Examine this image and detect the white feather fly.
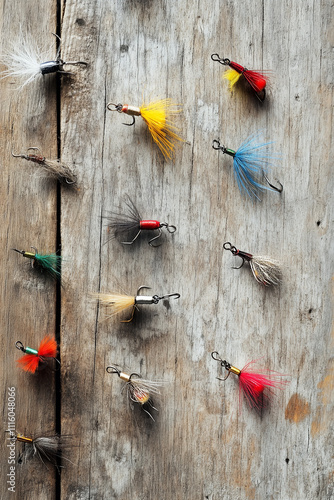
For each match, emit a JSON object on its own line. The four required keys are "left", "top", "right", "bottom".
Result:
{"left": 0, "top": 31, "right": 86, "bottom": 89}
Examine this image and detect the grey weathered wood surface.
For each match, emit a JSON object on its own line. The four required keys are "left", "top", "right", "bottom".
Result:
{"left": 1, "top": 0, "right": 333, "bottom": 499}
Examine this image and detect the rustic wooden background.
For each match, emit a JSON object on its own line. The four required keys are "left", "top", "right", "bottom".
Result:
{"left": 1, "top": 0, "right": 333, "bottom": 499}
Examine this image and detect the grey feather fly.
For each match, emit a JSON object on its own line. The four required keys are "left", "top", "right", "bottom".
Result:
{"left": 12, "top": 148, "right": 76, "bottom": 185}
{"left": 223, "top": 242, "right": 281, "bottom": 286}
{"left": 106, "top": 366, "right": 163, "bottom": 420}
{"left": 16, "top": 434, "right": 68, "bottom": 469}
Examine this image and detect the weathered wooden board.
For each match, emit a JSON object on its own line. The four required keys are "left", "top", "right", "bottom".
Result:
{"left": 1, "top": 0, "right": 333, "bottom": 498}
{"left": 0, "top": 1, "right": 58, "bottom": 499}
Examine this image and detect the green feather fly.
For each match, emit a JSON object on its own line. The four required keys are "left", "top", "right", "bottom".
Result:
{"left": 13, "top": 247, "right": 61, "bottom": 280}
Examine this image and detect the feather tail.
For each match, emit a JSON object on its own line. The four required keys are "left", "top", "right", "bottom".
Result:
{"left": 38, "top": 335, "right": 58, "bottom": 358}
{"left": 243, "top": 69, "right": 267, "bottom": 92}
{"left": 35, "top": 252, "right": 61, "bottom": 279}
{"left": 40, "top": 159, "right": 77, "bottom": 184}
{"left": 233, "top": 132, "right": 279, "bottom": 201}
{"left": 239, "top": 360, "right": 288, "bottom": 409}
{"left": 223, "top": 68, "right": 242, "bottom": 90}
{"left": 250, "top": 255, "right": 281, "bottom": 285}
{"left": 92, "top": 292, "right": 135, "bottom": 315}
{"left": 17, "top": 354, "right": 40, "bottom": 373}
{"left": 140, "top": 99, "right": 183, "bottom": 160}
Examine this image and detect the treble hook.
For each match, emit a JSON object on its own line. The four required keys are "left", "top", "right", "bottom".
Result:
{"left": 51, "top": 33, "right": 87, "bottom": 69}
{"left": 210, "top": 54, "right": 230, "bottom": 66}
{"left": 106, "top": 102, "right": 136, "bottom": 126}
{"left": 211, "top": 352, "right": 232, "bottom": 381}
{"left": 223, "top": 242, "right": 249, "bottom": 269}
{"left": 148, "top": 223, "right": 177, "bottom": 247}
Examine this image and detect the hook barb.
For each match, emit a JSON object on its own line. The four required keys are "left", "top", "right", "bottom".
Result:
{"left": 122, "top": 115, "right": 135, "bottom": 127}
{"left": 148, "top": 228, "right": 163, "bottom": 247}
{"left": 264, "top": 174, "right": 283, "bottom": 193}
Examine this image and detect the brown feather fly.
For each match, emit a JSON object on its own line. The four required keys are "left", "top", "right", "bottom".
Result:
{"left": 12, "top": 147, "right": 76, "bottom": 185}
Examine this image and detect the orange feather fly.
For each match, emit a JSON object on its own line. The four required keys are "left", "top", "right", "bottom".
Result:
{"left": 17, "top": 336, "right": 58, "bottom": 373}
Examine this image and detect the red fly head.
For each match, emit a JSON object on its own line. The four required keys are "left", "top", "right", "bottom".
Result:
{"left": 243, "top": 70, "right": 267, "bottom": 92}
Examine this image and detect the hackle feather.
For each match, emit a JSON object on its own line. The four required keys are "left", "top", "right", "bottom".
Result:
{"left": 17, "top": 335, "right": 58, "bottom": 373}
{"left": 92, "top": 292, "right": 135, "bottom": 316}
{"left": 223, "top": 68, "right": 242, "bottom": 90}
{"left": 233, "top": 132, "right": 279, "bottom": 201}
{"left": 0, "top": 32, "right": 51, "bottom": 88}
{"left": 140, "top": 99, "right": 183, "bottom": 160}
{"left": 239, "top": 360, "right": 288, "bottom": 410}
{"left": 250, "top": 255, "right": 281, "bottom": 286}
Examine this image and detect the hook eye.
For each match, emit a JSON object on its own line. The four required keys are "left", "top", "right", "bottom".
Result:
{"left": 106, "top": 366, "right": 121, "bottom": 376}
{"left": 159, "top": 292, "right": 180, "bottom": 301}
{"left": 223, "top": 242, "right": 233, "bottom": 251}
{"left": 107, "top": 102, "right": 123, "bottom": 112}
{"left": 210, "top": 54, "right": 230, "bottom": 65}
{"left": 212, "top": 139, "right": 223, "bottom": 150}
{"left": 211, "top": 351, "right": 222, "bottom": 362}
{"left": 165, "top": 224, "right": 177, "bottom": 234}
{"left": 15, "top": 341, "right": 25, "bottom": 352}
{"left": 12, "top": 248, "right": 24, "bottom": 255}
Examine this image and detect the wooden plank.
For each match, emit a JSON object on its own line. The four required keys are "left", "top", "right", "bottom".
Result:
{"left": 59, "top": 0, "right": 333, "bottom": 499}
{"left": 1, "top": 0, "right": 332, "bottom": 498}
{"left": 0, "top": 2, "right": 58, "bottom": 499}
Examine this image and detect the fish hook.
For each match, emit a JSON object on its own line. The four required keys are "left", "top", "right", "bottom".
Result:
{"left": 51, "top": 33, "right": 87, "bottom": 69}
{"left": 263, "top": 174, "right": 283, "bottom": 193}
{"left": 223, "top": 242, "right": 245, "bottom": 269}
{"left": 106, "top": 102, "right": 135, "bottom": 126}
{"left": 148, "top": 223, "right": 177, "bottom": 247}
{"left": 148, "top": 228, "right": 163, "bottom": 247}
{"left": 211, "top": 351, "right": 231, "bottom": 381}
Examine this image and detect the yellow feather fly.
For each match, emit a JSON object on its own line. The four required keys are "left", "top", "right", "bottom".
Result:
{"left": 107, "top": 99, "right": 183, "bottom": 160}
{"left": 223, "top": 68, "right": 242, "bottom": 90}
{"left": 139, "top": 99, "right": 183, "bottom": 160}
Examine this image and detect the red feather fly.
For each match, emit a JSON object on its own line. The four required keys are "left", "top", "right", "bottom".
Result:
{"left": 16, "top": 336, "right": 58, "bottom": 373}
{"left": 211, "top": 54, "right": 268, "bottom": 101}
{"left": 212, "top": 352, "right": 288, "bottom": 410}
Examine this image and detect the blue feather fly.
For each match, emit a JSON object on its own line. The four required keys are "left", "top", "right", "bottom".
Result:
{"left": 213, "top": 132, "right": 282, "bottom": 201}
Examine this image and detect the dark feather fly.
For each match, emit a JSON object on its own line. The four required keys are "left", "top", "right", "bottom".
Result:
{"left": 105, "top": 195, "right": 176, "bottom": 246}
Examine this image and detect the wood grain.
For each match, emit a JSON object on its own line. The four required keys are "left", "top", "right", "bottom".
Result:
{"left": 0, "top": 1, "right": 58, "bottom": 499}
{"left": 1, "top": 0, "right": 333, "bottom": 499}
